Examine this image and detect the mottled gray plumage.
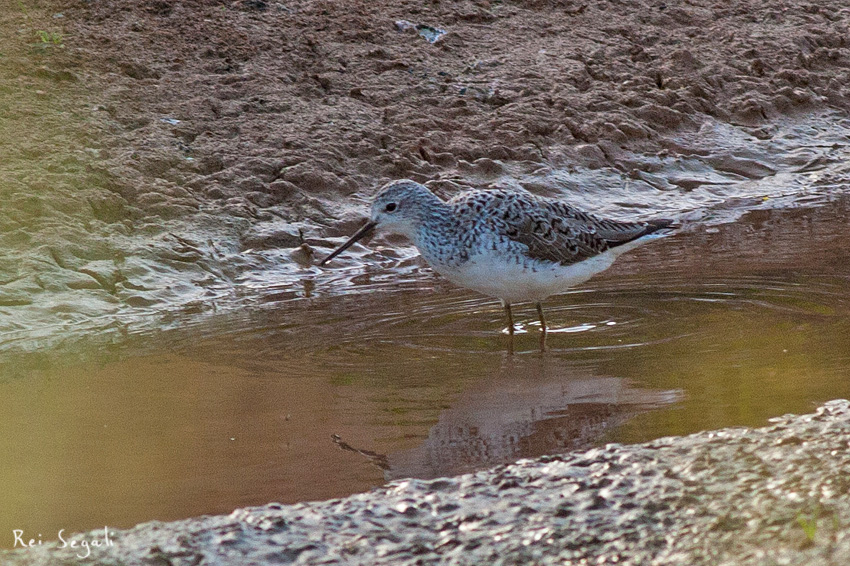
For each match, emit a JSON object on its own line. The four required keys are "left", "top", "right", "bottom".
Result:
{"left": 447, "top": 189, "right": 672, "bottom": 267}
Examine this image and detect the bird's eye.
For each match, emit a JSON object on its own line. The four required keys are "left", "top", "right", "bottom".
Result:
{"left": 385, "top": 202, "right": 398, "bottom": 212}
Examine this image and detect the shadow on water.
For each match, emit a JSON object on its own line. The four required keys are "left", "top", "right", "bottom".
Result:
{"left": 1, "top": 197, "right": 850, "bottom": 545}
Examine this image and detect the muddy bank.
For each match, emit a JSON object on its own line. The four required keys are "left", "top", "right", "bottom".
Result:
{"left": 4, "top": 0, "right": 850, "bottom": 349}
{"left": 69, "top": 0, "right": 850, "bottom": 189}
{"left": 5, "top": 400, "right": 850, "bottom": 565}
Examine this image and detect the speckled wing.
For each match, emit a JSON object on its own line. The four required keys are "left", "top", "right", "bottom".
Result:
{"left": 506, "top": 199, "right": 613, "bottom": 265}
{"left": 454, "top": 190, "right": 669, "bottom": 266}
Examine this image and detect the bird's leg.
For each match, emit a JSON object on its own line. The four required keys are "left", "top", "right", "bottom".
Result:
{"left": 536, "top": 302, "right": 547, "bottom": 333}
{"left": 536, "top": 302, "right": 548, "bottom": 352}
{"left": 503, "top": 301, "right": 515, "bottom": 335}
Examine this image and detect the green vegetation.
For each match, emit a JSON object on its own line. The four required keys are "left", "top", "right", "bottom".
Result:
{"left": 35, "top": 29, "right": 63, "bottom": 48}
{"left": 797, "top": 513, "right": 817, "bottom": 542}
{"left": 796, "top": 506, "right": 843, "bottom": 545}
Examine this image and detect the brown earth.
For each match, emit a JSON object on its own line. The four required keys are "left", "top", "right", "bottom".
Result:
{"left": 3, "top": 0, "right": 850, "bottom": 346}
{"left": 71, "top": 0, "right": 850, "bottom": 204}
{"left": 67, "top": 0, "right": 850, "bottom": 209}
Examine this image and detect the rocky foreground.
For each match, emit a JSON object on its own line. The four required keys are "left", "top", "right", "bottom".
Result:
{"left": 6, "top": 400, "right": 850, "bottom": 565}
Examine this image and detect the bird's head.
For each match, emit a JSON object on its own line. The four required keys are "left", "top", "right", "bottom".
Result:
{"left": 320, "top": 180, "right": 443, "bottom": 265}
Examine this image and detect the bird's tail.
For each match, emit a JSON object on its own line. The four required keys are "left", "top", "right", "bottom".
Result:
{"left": 646, "top": 218, "right": 676, "bottom": 231}
{"left": 644, "top": 218, "right": 677, "bottom": 236}
{"left": 605, "top": 218, "right": 676, "bottom": 248}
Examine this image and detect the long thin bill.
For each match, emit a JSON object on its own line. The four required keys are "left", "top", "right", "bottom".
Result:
{"left": 319, "top": 221, "right": 377, "bottom": 266}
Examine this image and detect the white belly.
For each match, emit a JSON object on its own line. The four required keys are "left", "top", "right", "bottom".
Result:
{"left": 432, "top": 249, "right": 620, "bottom": 304}
{"left": 420, "top": 231, "right": 665, "bottom": 304}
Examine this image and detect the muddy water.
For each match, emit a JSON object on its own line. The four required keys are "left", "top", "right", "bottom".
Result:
{"left": 2, "top": 196, "right": 850, "bottom": 546}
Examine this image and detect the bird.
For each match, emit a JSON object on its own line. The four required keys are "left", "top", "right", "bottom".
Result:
{"left": 320, "top": 179, "right": 673, "bottom": 343}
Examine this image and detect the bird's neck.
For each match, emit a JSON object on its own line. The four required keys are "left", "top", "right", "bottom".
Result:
{"left": 412, "top": 201, "right": 466, "bottom": 267}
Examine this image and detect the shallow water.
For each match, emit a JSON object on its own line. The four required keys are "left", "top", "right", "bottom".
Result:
{"left": 2, "top": 196, "right": 850, "bottom": 546}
